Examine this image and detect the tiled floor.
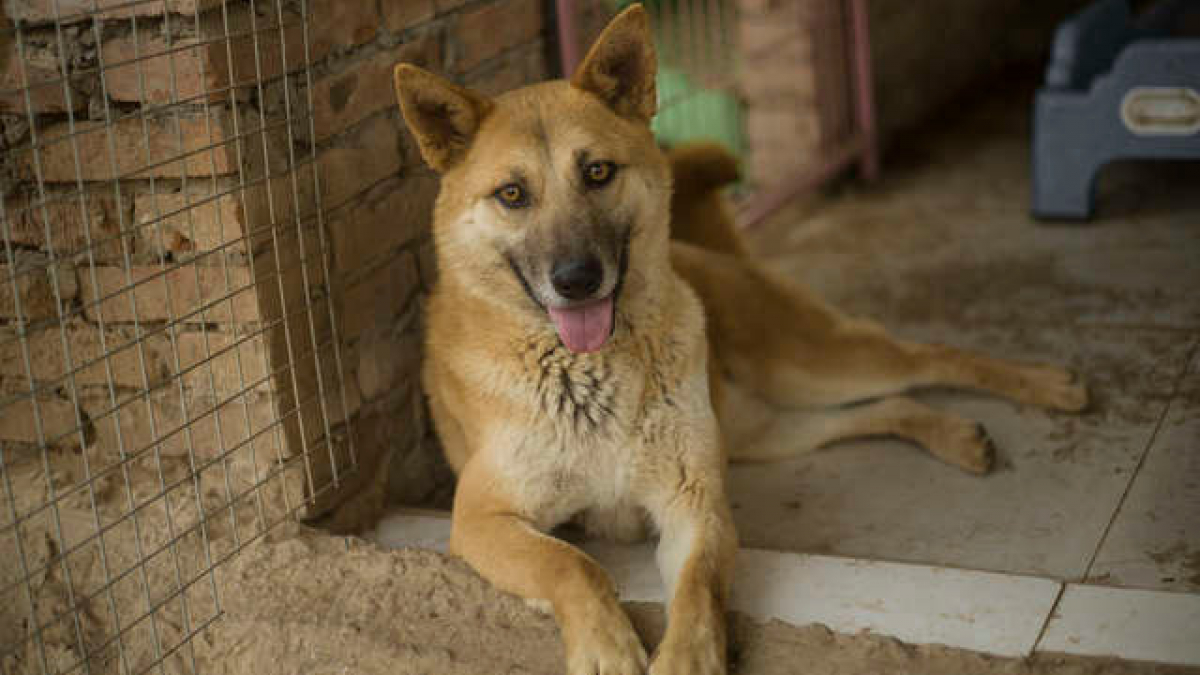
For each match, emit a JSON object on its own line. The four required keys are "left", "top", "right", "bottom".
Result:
{"left": 737, "top": 93, "right": 1200, "bottom": 589}
{"left": 371, "top": 511, "right": 1200, "bottom": 663}
{"left": 1088, "top": 355, "right": 1200, "bottom": 592}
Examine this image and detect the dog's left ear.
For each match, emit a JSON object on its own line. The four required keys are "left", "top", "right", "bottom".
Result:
{"left": 571, "top": 4, "right": 657, "bottom": 123}
{"left": 394, "top": 63, "right": 493, "bottom": 172}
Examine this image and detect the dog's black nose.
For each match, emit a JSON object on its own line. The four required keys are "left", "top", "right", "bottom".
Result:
{"left": 550, "top": 256, "right": 604, "bottom": 300}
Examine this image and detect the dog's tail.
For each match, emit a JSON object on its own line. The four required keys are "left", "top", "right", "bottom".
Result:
{"left": 668, "top": 142, "right": 740, "bottom": 195}
{"left": 667, "top": 142, "right": 748, "bottom": 258}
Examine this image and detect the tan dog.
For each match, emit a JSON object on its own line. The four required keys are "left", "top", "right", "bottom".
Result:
{"left": 393, "top": 6, "right": 1087, "bottom": 674}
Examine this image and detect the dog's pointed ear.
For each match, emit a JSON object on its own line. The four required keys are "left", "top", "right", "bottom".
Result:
{"left": 393, "top": 64, "right": 493, "bottom": 172}
{"left": 570, "top": 4, "right": 657, "bottom": 123}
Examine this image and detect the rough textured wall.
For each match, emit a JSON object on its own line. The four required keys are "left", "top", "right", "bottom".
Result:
{"left": 306, "top": 0, "right": 551, "bottom": 530}
{"left": 0, "top": 0, "right": 318, "bottom": 527}
{"left": 0, "top": 2, "right": 550, "bottom": 672}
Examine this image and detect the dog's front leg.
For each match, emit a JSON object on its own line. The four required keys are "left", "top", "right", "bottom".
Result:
{"left": 451, "top": 459, "right": 648, "bottom": 675}
{"left": 650, "top": 476, "right": 737, "bottom": 675}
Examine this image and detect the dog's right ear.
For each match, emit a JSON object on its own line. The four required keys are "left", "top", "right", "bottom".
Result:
{"left": 393, "top": 64, "right": 493, "bottom": 172}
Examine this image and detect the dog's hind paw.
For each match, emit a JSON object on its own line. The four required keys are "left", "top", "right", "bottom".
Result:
{"left": 1043, "top": 368, "right": 1089, "bottom": 413}
{"left": 927, "top": 419, "right": 996, "bottom": 475}
{"left": 1016, "top": 364, "right": 1090, "bottom": 413}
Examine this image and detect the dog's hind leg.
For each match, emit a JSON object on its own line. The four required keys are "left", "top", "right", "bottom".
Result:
{"left": 747, "top": 321, "right": 1090, "bottom": 413}
{"left": 723, "top": 392, "right": 996, "bottom": 474}
{"left": 752, "top": 319, "right": 1093, "bottom": 413}
{"left": 674, "top": 243, "right": 1088, "bottom": 413}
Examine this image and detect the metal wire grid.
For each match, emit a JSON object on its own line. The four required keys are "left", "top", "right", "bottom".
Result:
{"left": 555, "top": 0, "right": 878, "bottom": 225}
{"left": 555, "top": 0, "right": 742, "bottom": 152}
{"left": 0, "top": 1, "right": 357, "bottom": 674}
{"left": 643, "top": 0, "right": 742, "bottom": 152}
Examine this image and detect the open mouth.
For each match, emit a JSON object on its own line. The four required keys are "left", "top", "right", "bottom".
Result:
{"left": 504, "top": 230, "right": 629, "bottom": 355}
{"left": 547, "top": 296, "right": 614, "bottom": 354}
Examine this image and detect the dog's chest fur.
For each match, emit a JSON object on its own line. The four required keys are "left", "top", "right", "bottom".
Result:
{"left": 519, "top": 338, "right": 626, "bottom": 435}
{"left": 479, "top": 331, "right": 690, "bottom": 534}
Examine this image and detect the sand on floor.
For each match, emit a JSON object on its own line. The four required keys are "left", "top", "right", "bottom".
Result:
{"left": 197, "top": 529, "right": 1199, "bottom": 675}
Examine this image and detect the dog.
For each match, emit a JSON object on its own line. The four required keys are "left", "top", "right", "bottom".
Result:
{"left": 392, "top": 6, "right": 1088, "bottom": 674}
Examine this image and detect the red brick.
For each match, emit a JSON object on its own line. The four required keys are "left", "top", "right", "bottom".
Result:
{"left": 79, "top": 264, "right": 258, "bottom": 324}
{"left": 330, "top": 173, "right": 437, "bottom": 276}
{"left": 356, "top": 311, "right": 422, "bottom": 402}
{"left": 102, "top": 6, "right": 307, "bottom": 105}
{"left": 312, "top": 32, "right": 440, "bottom": 142}
{"left": 452, "top": 0, "right": 544, "bottom": 73}
{"left": 435, "top": 0, "right": 471, "bottom": 13}
{"left": 0, "top": 326, "right": 271, "bottom": 398}
{"left": 0, "top": 395, "right": 84, "bottom": 447}
{"left": 0, "top": 321, "right": 172, "bottom": 389}
{"left": 133, "top": 191, "right": 246, "bottom": 256}
{"left": 0, "top": 42, "right": 88, "bottom": 113}
{"left": 337, "top": 253, "right": 418, "bottom": 342}
{"left": 5, "top": 0, "right": 219, "bottom": 22}
{"left": 462, "top": 39, "right": 547, "bottom": 97}
{"left": 382, "top": 0, "right": 436, "bottom": 33}
{"left": 0, "top": 256, "right": 78, "bottom": 322}
{"left": 317, "top": 114, "right": 405, "bottom": 209}
{"left": 19, "top": 113, "right": 239, "bottom": 182}
{"left": 5, "top": 189, "right": 133, "bottom": 260}
{"left": 740, "top": 57, "right": 815, "bottom": 105}
{"left": 240, "top": 162, "right": 321, "bottom": 253}
{"left": 83, "top": 388, "right": 280, "bottom": 460}
{"left": 310, "top": 0, "right": 378, "bottom": 56}
{"left": 738, "top": 9, "right": 805, "bottom": 62}
{"left": 175, "top": 331, "right": 271, "bottom": 396}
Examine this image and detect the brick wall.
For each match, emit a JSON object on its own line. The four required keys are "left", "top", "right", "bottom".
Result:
{"left": 0, "top": 0, "right": 551, "bottom": 532}
{"left": 735, "top": 0, "right": 1087, "bottom": 185}
{"left": 303, "top": 0, "right": 550, "bottom": 530}
{"left": 0, "top": 1, "right": 333, "bottom": 526}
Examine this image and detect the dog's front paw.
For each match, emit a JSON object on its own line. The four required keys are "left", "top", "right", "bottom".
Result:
{"left": 563, "top": 599, "right": 647, "bottom": 675}
{"left": 649, "top": 631, "right": 725, "bottom": 675}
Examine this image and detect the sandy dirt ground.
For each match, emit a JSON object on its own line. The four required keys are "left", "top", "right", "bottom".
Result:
{"left": 199, "top": 529, "right": 1200, "bottom": 675}
{"left": 1, "top": 442, "right": 280, "bottom": 675}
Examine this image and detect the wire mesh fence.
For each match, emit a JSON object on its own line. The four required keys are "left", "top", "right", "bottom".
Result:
{"left": 556, "top": 0, "right": 878, "bottom": 224}
{"left": 641, "top": 0, "right": 743, "bottom": 157}
{"left": 0, "top": 2, "right": 356, "bottom": 674}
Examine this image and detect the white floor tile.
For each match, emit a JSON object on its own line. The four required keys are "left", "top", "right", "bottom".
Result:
{"left": 729, "top": 550, "right": 1060, "bottom": 657}
{"left": 1037, "top": 584, "right": 1200, "bottom": 665}
{"left": 1089, "top": 354, "right": 1200, "bottom": 592}
{"left": 368, "top": 511, "right": 1062, "bottom": 657}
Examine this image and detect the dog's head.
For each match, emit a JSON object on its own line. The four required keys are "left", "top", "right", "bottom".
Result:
{"left": 393, "top": 5, "right": 670, "bottom": 354}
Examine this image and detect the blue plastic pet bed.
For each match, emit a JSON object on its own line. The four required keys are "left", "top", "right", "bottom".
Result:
{"left": 1032, "top": 0, "right": 1200, "bottom": 219}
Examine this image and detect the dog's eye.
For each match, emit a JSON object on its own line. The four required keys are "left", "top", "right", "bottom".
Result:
{"left": 582, "top": 161, "right": 616, "bottom": 187}
{"left": 494, "top": 183, "right": 528, "bottom": 208}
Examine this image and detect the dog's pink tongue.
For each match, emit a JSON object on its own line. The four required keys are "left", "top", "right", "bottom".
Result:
{"left": 548, "top": 297, "right": 614, "bottom": 353}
